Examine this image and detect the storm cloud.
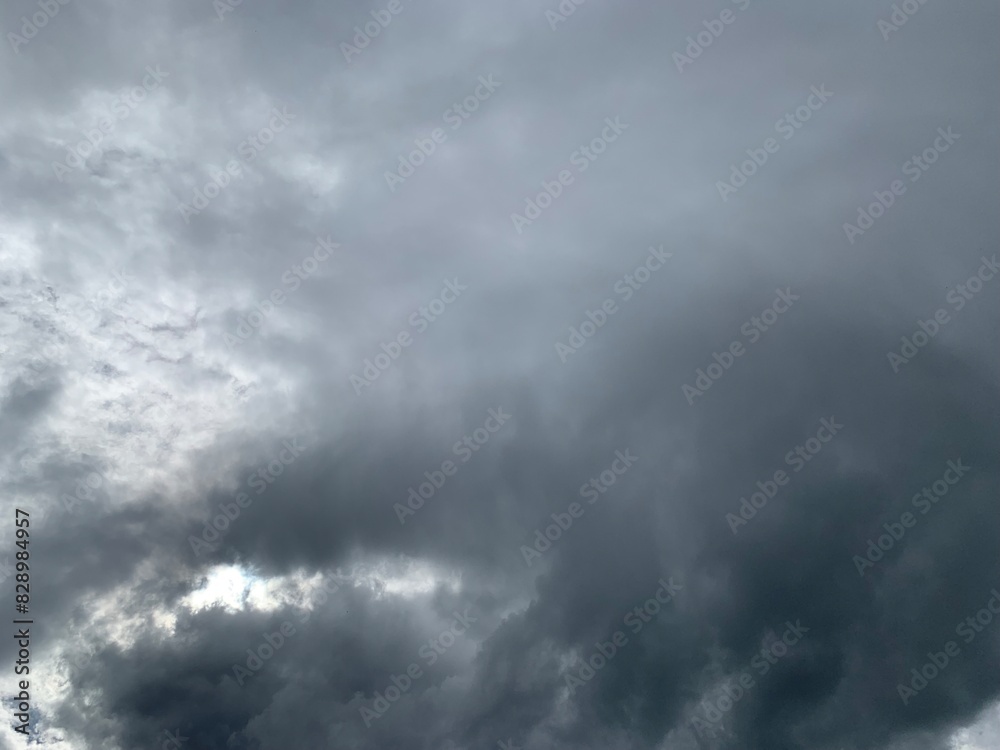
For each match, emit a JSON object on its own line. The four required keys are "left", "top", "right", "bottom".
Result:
{"left": 1, "top": 1, "right": 998, "bottom": 749}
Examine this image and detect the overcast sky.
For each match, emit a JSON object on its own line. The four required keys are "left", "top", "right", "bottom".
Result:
{"left": 1, "top": 1, "right": 999, "bottom": 749}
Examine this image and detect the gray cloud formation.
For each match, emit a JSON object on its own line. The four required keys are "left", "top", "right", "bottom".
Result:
{"left": 0, "top": 0, "right": 998, "bottom": 749}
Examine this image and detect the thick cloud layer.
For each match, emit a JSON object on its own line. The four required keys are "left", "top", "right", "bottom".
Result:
{"left": 1, "top": 1, "right": 998, "bottom": 749}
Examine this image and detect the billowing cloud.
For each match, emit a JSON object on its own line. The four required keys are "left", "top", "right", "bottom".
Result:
{"left": 1, "top": 1, "right": 998, "bottom": 748}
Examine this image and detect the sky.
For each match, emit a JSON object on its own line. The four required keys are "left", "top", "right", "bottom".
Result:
{"left": 0, "top": 1, "right": 998, "bottom": 749}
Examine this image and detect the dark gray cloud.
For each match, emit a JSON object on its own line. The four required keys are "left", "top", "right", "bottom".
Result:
{"left": 1, "top": 0, "right": 998, "bottom": 748}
